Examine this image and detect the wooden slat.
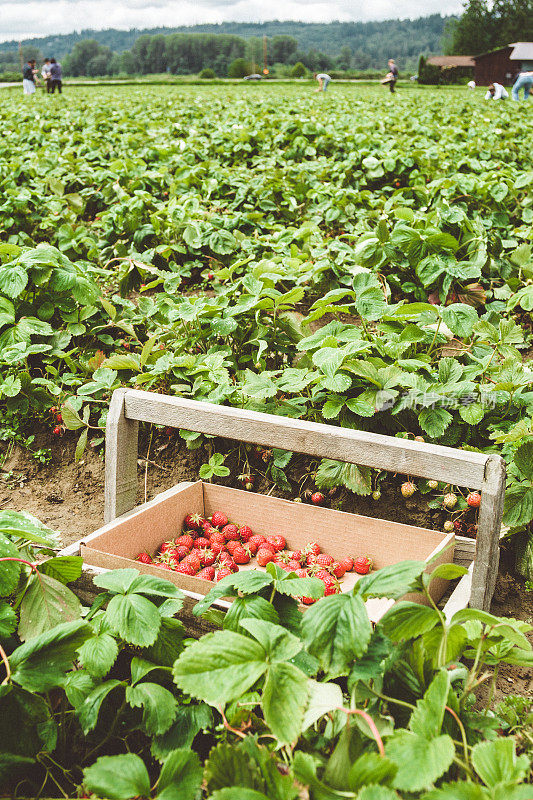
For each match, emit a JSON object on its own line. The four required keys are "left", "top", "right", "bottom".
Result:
{"left": 123, "top": 390, "right": 493, "bottom": 486}
{"left": 470, "top": 455, "right": 506, "bottom": 610}
{"left": 105, "top": 389, "right": 139, "bottom": 522}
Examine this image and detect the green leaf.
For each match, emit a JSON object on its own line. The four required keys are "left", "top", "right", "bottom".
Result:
{"left": 0, "top": 601, "right": 16, "bottom": 638}
{"left": 157, "top": 748, "right": 203, "bottom": 800}
{"left": 93, "top": 568, "right": 139, "bottom": 594}
{"left": 300, "top": 593, "right": 372, "bottom": 676}
{"left": 151, "top": 704, "right": 213, "bottom": 761}
{"left": 173, "top": 630, "right": 267, "bottom": 705}
{"left": 262, "top": 661, "right": 309, "bottom": 744}
{"left": 301, "top": 679, "right": 343, "bottom": 731}
{"left": 77, "top": 679, "right": 125, "bottom": 734}
{"left": 0, "top": 266, "right": 28, "bottom": 298}
{"left": 143, "top": 617, "right": 186, "bottom": 667}
{"left": 441, "top": 304, "right": 478, "bottom": 338}
{"left": 430, "top": 564, "right": 468, "bottom": 581}
{"left": 471, "top": 739, "right": 530, "bottom": 788}
{"left": 421, "top": 782, "right": 488, "bottom": 799}
{"left": 0, "top": 511, "right": 60, "bottom": 547}
{"left": 128, "top": 572, "right": 185, "bottom": 599}
{"left": 210, "top": 790, "right": 270, "bottom": 800}
{"left": 503, "top": 485, "right": 533, "bottom": 527}
{"left": 315, "top": 458, "right": 372, "bottom": 495}
{"left": 359, "top": 789, "right": 401, "bottom": 800}
{"left": 204, "top": 742, "right": 259, "bottom": 792}
{"left": 77, "top": 633, "right": 119, "bottom": 678}
{"left": 0, "top": 534, "right": 22, "bottom": 595}
{"left": 10, "top": 620, "right": 91, "bottom": 692}
{"left": 103, "top": 354, "right": 141, "bottom": 371}
{"left": 37, "top": 556, "right": 83, "bottom": 585}
{"left": 410, "top": 670, "right": 450, "bottom": 739}
{"left": 349, "top": 753, "right": 398, "bottom": 791}
{"left": 293, "top": 751, "right": 342, "bottom": 800}
{"left": 514, "top": 441, "right": 533, "bottom": 481}
{"left": 18, "top": 572, "right": 82, "bottom": 641}
{"left": 379, "top": 602, "right": 440, "bottom": 641}
{"left": 83, "top": 754, "right": 150, "bottom": 800}
{"left": 75, "top": 428, "right": 88, "bottom": 462}
{"left": 223, "top": 596, "right": 280, "bottom": 633}
{"left": 388, "top": 732, "right": 455, "bottom": 792}
{"left": 418, "top": 407, "right": 453, "bottom": 439}
{"left": 105, "top": 593, "right": 161, "bottom": 646}
{"left": 126, "top": 682, "right": 177, "bottom": 735}
{"left": 193, "top": 571, "right": 273, "bottom": 617}
{"left": 357, "top": 560, "right": 426, "bottom": 600}
{"left": 459, "top": 403, "right": 485, "bottom": 425}
{"left": 63, "top": 669, "right": 96, "bottom": 709}
{"left": 61, "top": 401, "right": 85, "bottom": 430}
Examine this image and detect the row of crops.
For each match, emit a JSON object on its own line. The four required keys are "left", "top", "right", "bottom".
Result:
{"left": 0, "top": 83, "right": 532, "bottom": 797}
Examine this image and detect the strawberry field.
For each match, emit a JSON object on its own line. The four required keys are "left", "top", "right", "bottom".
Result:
{"left": 0, "top": 84, "right": 532, "bottom": 797}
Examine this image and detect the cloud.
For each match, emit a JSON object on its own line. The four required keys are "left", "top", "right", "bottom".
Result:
{"left": 0, "top": 0, "right": 462, "bottom": 42}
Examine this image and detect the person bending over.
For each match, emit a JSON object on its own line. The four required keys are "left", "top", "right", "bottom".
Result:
{"left": 485, "top": 82, "right": 508, "bottom": 100}
{"left": 314, "top": 72, "right": 331, "bottom": 92}
{"left": 512, "top": 71, "right": 533, "bottom": 101}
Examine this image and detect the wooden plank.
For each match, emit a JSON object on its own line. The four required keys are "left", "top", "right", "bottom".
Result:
{"left": 122, "top": 390, "right": 492, "bottom": 486}
{"left": 470, "top": 455, "right": 506, "bottom": 611}
{"left": 104, "top": 388, "right": 139, "bottom": 522}
{"left": 443, "top": 563, "right": 474, "bottom": 621}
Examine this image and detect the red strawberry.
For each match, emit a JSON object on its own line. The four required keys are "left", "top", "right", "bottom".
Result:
{"left": 306, "top": 554, "right": 317, "bottom": 566}
{"left": 288, "top": 559, "right": 302, "bottom": 570}
{"left": 222, "top": 524, "right": 239, "bottom": 541}
{"left": 325, "top": 584, "right": 340, "bottom": 595}
{"left": 216, "top": 568, "right": 233, "bottom": 581}
{"left": 158, "top": 562, "right": 174, "bottom": 570}
{"left": 211, "top": 512, "right": 228, "bottom": 528}
{"left": 182, "top": 553, "right": 201, "bottom": 573}
{"left": 176, "top": 534, "right": 194, "bottom": 550}
{"left": 175, "top": 562, "right": 196, "bottom": 575}
{"left": 246, "top": 541, "right": 258, "bottom": 556}
{"left": 249, "top": 534, "right": 266, "bottom": 548}
{"left": 354, "top": 556, "right": 372, "bottom": 575}
{"left": 305, "top": 542, "right": 321, "bottom": 556}
{"left": 200, "top": 549, "right": 216, "bottom": 566}
{"left": 311, "top": 492, "right": 325, "bottom": 506}
{"left": 233, "top": 545, "right": 251, "bottom": 564}
{"left": 226, "top": 540, "right": 240, "bottom": 555}
{"left": 453, "top": 520, "right": 464, "bottom": 534}
{"left": 316, "top": 554, "right": 334, "bottom": 567}
{"left": 295, "top": 568, "right": 308, "bottom": 579}
{"left": 209, "top": 531, "right": 226, "bottom": 547}
{"left": 316, "top": 569, "right": 335, "bottom": 586}
{"left": 467, "top": 492, "right": 481, "bottom": 508}
{"left": 202, "top": 520, "right": 214, "bottom": 532}
{"left": 210, "top": 541, "right": 224, "bottom": 556}
{"left": 136, "top": 552, "right": 152, "bottom": 564}
{"left": 260, "top": 542, "right": 276, "bottom": 555}
{"left": 267, "top": 534, "right": 286, "bottom": 552}
{"left": 339, "top": 557, "right": 354, "bottom": 572}
{"left": 159, "top": 540, "right": 176, "bottom": 553}
{"left": 288, "top": 550, "right": 302, "bottom": 562}
{"left": 257, "top": 548, "right": 275, "bottom": 567}
{"left": 301, "top": 596, "right": 316, "bottom": 605}
{"left": 331, "top": 562, "right": 346, "bottom": 579}
{"left": 184, "top": 513, "right": 203, "bottom": 531}
{"left": 194, "top": 537, "right": 211, "bottom": 549}
{"left": 197, "top": 566, "right": 215, "bottom": 581}
{"left": 239, "top": 525, "right": 253, "bottom": 542}
{"left": 203, "top": 525, "right": 219, "bottom": 537}
{"left": 53, "top": 426, "right": 61, "bottom": 435}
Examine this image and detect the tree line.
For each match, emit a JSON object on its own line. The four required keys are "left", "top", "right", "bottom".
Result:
{"left": 0, "top": 17, "right": 450, "bottom": 76}
{"left": 446, "top": 0, "right": 532, "bottom": 55}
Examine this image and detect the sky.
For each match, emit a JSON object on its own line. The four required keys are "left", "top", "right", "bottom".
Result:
{"left": 0, "top": 0, "right": 463, "bottom": 43}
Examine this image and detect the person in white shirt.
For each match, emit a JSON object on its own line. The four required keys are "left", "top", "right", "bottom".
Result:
{"left": 314, "top": 73, "right": 331, "bottom": 92}
{"left": 485, "top": 82, "right": 508, "bottom": 100}
{"left": 467, "top": 80, "right": 476, "bottom": 90}
{"left": 41, "top": 58, "right": 52, "bottom": 93}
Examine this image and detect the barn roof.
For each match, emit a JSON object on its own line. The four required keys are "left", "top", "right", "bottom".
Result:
{"left": 427, "top": 55, "right": 475, "bottom": 67}
{"left": 509, "top": 42, "right": 533, "bottom": 60}
{"left": 474, "top": 42, "right": 533, "bottom": 61}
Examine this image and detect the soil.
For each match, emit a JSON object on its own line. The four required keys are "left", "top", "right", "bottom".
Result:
{"left": 1, "top": 429, "right": 532, "bottom": 706}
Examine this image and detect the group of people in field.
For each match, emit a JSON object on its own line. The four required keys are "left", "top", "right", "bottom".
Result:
{"left": 314, "top": 59, "right": 399, "bottom": 94}
{"left": 479, "top": 70, "right": 533, "bottom": 101}
{"left": 314, "top": 58, "right": 533, "bottom": 101}
{"left": 22, "top": 57, "right": 62, "bottom": 95}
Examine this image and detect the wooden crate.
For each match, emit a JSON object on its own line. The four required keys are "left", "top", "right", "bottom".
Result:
{"left": 65, "top": 388, "right": 505, "bottom": 615}
{"left": 78, "top": 479, "right": 455, "bottom": 622}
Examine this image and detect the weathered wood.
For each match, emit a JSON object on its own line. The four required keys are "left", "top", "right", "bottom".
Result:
{"left": 443, "top": 563, "right": 474, "bottom": 621}
{"left": 123, "top": 390, "right": 491, "bottom": 484}
{"left": 104, "top": 388, "right": 139, "bottom": 523}
{"left": 470, "top": 455, "right": 506, "bottom": 611}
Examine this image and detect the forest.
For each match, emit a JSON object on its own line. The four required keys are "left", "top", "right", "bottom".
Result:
{"left": 0, "top": 16, "right": 450, "bottom": 75}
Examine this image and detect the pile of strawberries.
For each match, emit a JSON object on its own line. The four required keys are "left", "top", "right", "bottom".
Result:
{"left": 136, "top": 511, "right": 373, "bottom": 596}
